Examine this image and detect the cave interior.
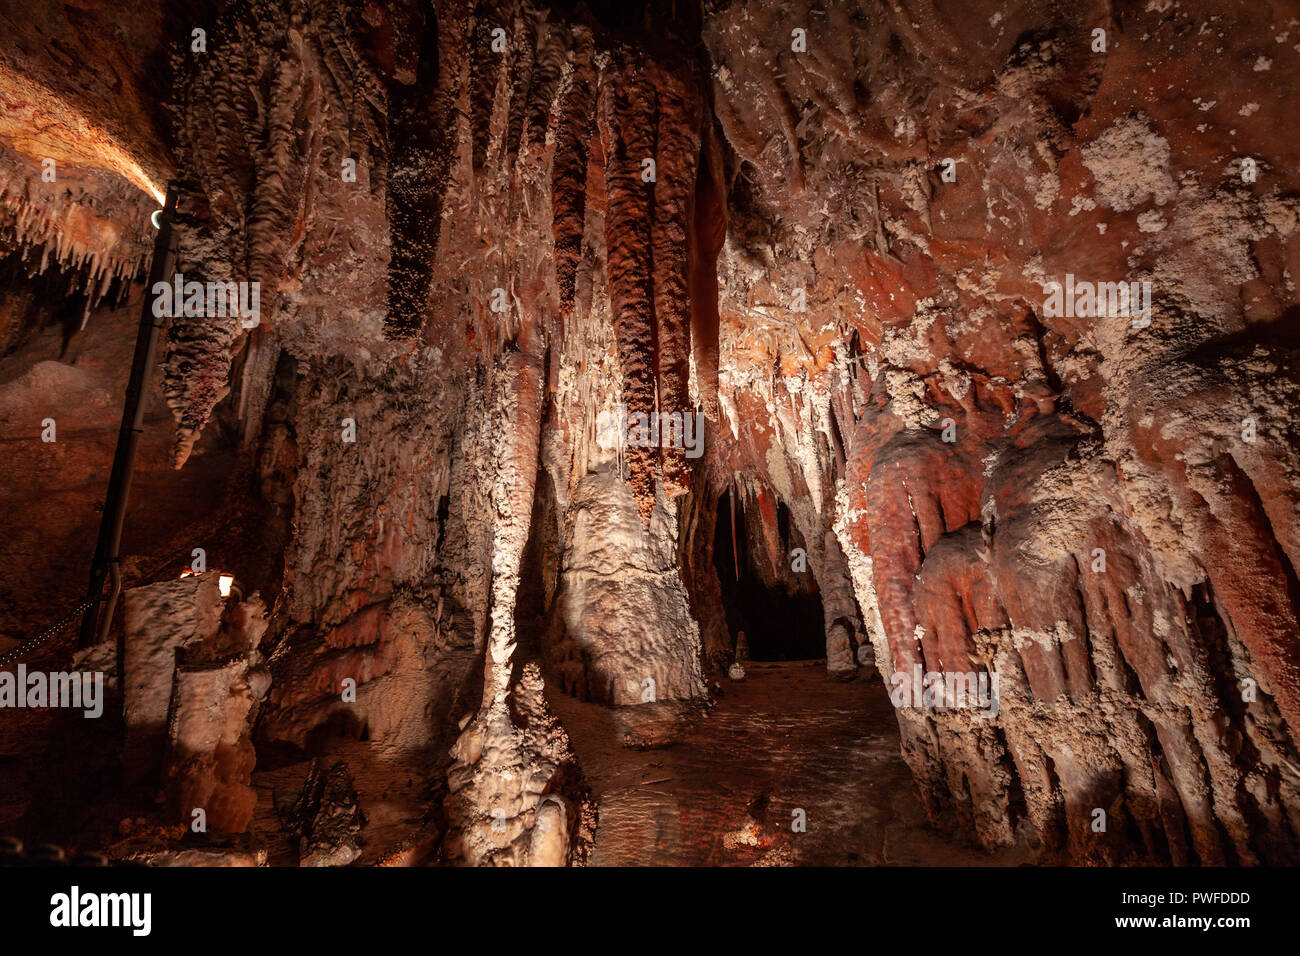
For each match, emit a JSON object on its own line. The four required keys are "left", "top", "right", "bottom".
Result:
{"left": 0, "top": 0, "right": 1299, "bottom": 868}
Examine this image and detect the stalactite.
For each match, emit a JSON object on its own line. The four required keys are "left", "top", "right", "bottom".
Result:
{"left": 549, "top": 26, "right": 594, "bottom": 315}
{"left": 166, "top": 0, "right": 392, "bottom": 462}
{"left": 502, "top": 7, "right": 540, "bottom": 171}
{"left": 468, "top": 0, "right": 509, "bottom": 173}
{"left": 597, "top": 50, "right": 659, "bottom": 524}
{"left": 648, "top": 60, "right": 702, "bottom": 499}
{"left": 0, "top": 153, "right": 153, "bottom": 311}
{"left": 689, "top": 119, "right": 726, "bottom": 420}
{"left": 385, "top": 0, "right": 461, "bottom": 338}
{"left": 524, "top": 20, "right": 567, "bottom": 151}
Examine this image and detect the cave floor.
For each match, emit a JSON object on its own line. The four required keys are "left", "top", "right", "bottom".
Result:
{"left": 551, "top": 660, "right": 1038, "bottom": 866}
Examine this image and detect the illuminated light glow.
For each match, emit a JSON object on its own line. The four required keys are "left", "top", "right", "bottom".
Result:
{"left": 151, "top": 209, "right": 163, "bottom": 230}
{"left": 135, "top": 170, "right": 167, "bottom": 206}
{"left": 0, "top": 66, "right": 166, "bottom": 204}
{"left": 179, "top": 569, "right": 234, "bottom": 600}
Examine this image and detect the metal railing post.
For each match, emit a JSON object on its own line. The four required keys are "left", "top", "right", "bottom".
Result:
{"left": 77, "top": 184, "right": 180, "bottom": 649}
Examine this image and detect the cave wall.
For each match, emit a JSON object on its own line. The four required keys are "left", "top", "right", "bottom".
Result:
{"left": 703, "top": 0, "right": 1300, "bottom": 863}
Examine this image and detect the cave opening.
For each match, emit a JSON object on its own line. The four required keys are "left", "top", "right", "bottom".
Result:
{"left": 711, "top": 491, "right": 825, "bottom": 661}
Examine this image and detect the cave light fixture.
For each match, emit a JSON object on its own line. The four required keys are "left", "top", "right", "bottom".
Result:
{"left": 176, "top": 568, "right": 236, "bottom": 599}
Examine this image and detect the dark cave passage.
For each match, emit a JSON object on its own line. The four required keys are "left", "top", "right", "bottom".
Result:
{"left": 712, "top": 492, "right": 825, "bottom": 662}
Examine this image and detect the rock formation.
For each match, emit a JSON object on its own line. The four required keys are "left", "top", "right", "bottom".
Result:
{"left": 0, "top": 0, "right": 1298, "bottom": 867}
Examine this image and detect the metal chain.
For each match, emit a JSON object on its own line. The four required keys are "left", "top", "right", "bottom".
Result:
{"left": 0, "top": 599, "right": 96, "bottom": 669}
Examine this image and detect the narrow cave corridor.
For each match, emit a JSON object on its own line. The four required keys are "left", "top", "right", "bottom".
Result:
{"left": 712, "top": 492, "right": 826, "bottom": 662}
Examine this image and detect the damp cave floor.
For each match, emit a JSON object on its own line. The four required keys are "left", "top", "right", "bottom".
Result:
{"left": 549, "top": 660, "right": 1039, "bottom": 867}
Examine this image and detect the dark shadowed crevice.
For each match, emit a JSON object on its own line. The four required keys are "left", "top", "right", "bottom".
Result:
{"left": 711, "top": 493, "right": 824, "bottom": 661}
{"left": 385, "top": 5, "right": 455, "bottom": 339}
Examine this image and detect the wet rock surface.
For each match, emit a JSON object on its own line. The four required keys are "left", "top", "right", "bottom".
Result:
{"left": 552, "top": 661, "right": 1036, "bottom": 866}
